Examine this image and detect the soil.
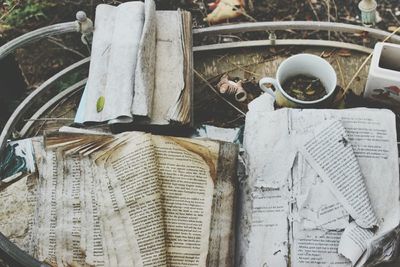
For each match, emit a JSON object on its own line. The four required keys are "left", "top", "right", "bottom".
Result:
{"left": 0, "top": 0, "right": 399, "bottom": 129}
{"left": 282, "top": 74, "right": 327, "bottom": 101}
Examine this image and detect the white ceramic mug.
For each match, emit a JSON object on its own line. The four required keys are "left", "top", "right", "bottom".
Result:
{"left": 259, "top": 54, "right": 337, "bottom": 108}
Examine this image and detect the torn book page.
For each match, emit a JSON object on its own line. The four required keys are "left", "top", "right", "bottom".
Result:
{"left": 239, "top": 107, "right": 293, "bottom": 267}
{"left": 338, "top": 222, "right": 374, "bottom": 265}
{"left": 293, "top": 153, "right": 349, "bottom": 231}
{"left": 299, "top": 119, "right": 377, "bottom": 228}
{"left": 240, "top": 106, "right": 400, "bottom": 267}
{"left": 292, "top": 224, "right": 351, "bottom": 267}
{"left": 0, "top": 175, "right": 38, "bottom": 252}
{"left": 131, "top": 0, "right": 156, "bottom": 117}
{"left": 290, "top": 108, "right": 400, "bottom": 265}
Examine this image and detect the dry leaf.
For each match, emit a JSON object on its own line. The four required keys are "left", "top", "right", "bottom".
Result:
{"left": 96, "top": 96, "right": 105, "bottom": 112}
{"left": 205, "top": 0, "right": 243, "bottom": 24}
{"left": 337, "top": 49, "right": 351, "bottom": 57}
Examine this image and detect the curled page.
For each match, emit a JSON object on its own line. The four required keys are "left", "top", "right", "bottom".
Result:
{"left": 132, "top": 0, "right": 156, "bottom": 117}
{"left": 338, "top": 222, "right": 374, "bottom": 265}
{"left": 75, "top": 0, "right": 156, "bottom": 124}
{"left": 299, "top": 119, "right": 378, "bottom": 229}
{"left": 150, "top": 11, "right": 185, "bottom": 125}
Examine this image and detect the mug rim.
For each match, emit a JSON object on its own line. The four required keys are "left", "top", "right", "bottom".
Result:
{"left": 276, "top": 53, "right": 337, "bottom": 105}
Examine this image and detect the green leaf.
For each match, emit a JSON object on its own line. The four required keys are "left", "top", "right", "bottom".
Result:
{"left": 96, "top": 96, "right": 105, "bottom": 112}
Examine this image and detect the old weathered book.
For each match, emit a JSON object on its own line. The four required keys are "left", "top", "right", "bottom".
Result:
{"left": 238, "top": 94, "right": 400, "bottom": 267}
{"left": 75, "top": 0, "right": 193, "bottom": 127}
{"left": 1, "top": 131, "right": 237, "bottom": 266}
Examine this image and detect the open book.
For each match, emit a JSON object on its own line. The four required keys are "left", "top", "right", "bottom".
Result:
{"left": 19, "top": 131, "right": 237, "bottom": 266}
{"left": 75, "top": 0, "right": 193, "bottom": 126}
{"left": 238, "top": 94, "right": 400, "bottom": 266}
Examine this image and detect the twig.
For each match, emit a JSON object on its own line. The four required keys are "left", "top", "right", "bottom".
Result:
{"left": 307, "top": 0, "right": 320, "bottom": 21}
{"left": 305, "top": 78, "right": 320, "bottom": 91}
{"left": 387, "top": 9, "right": 400, "bottom": 25}
{"left": 331, "top": 0, "right": 338, "bottom": 21}
{"left": 227, "top": 59, "right": 259, "bottom": 76}
{"left": 25, "top": 118, "right": 74, "bottom": 122}
{"left": 338, "top": 26, "right": 400, "bottom": 101}
{"left": 335, "top": 58, "right": 346, "bottom": 87}
{"left": 194, "top": 69, "right": 246, "bottom": 116}
{"left": 222, "top": 0, "right": 257, "bottom": 22}
{"left": 323, "top": 0, "right": 331, "bottom": 39}
{"left": 47, "top": 37, "right": 86, "bottom": 58}
{"left": 200, "top": 0, "right": 211, "bottom": 27}
{"left": 34, "top": 89, "right": 82, "bottom": 136}
{"left": 225, "top": 114, "right": 245, "bottom": 124}
{"left": 0, "top": 1, "right": 19, "bottom": 22}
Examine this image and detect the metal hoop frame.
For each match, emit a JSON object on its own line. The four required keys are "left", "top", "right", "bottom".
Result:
{"left": 0, "top": 20, "right": 396, "bottom": 266}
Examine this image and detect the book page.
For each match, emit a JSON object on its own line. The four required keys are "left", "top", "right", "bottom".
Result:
{"left": 80, "top": 156, "right": 105, "bottom": 266}
{"left": 240, "top": 105, "right": 293, "bottom": 267}
{"left": 75, "top": 1, "right": 153, "bottom": 124}
{"left": 33, "top": 148, "right": 62, "bottom": 266}
{"left": 150, "top": 11, "right": 185, "bottom": 125}
{"left": 338, "top": 222, "right": 374, "bottom": 265}
{"left": 290, "top": 154, "right": 351, "bottom": 267}
{"left": 94, "top": 133, "right": 167, "bottom": 266}
{"left": 299, "top": 119, "right": 377, "bottom": 228}
{"left": 132, "top": 0, "right": 156, "bottom": 117}
{"left": 151, "top": 136, "right": 218, "bottom": 266}
{"left": 0, "top": 174, "right": 38, "bottom": 252}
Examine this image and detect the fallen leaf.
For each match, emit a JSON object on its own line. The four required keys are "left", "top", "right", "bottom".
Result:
{"left": 96, "top": 96, "right": 105, "bottom": 112}
{"left": 337, "top": 49, "right": 351, "bottom": 57}
{"left": 204, "top": 0, "right": 243, "bottom": 24}
{"left": 388, "top": 26, "right": 399, "bottom": 33}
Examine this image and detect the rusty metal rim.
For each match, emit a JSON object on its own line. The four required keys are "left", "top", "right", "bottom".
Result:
{"left": 0, "top": 22, "right": 79, "bottom": 61}
{"left": 193, "top": 39, "right": 373, "bottom": 53}
{"left": 20, "top": 78, "right": 87, "bottom": 137}
{"left": 193, "top": 21, "right": 400, "bottom": 44}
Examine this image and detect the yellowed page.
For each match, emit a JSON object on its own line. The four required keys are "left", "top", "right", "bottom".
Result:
{"left": 151, "top": 135, "right": 219, "bottom": 266}
{"left": 94, "top": 133, "right": 167, "bottom": 267}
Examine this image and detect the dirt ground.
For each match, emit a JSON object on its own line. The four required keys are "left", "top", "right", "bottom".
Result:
{"left": 0, "top": 0, "right": 399, "bottom": 129}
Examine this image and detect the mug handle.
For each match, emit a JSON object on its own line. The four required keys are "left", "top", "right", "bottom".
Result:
{"left": 259, "top": 77, "right": 278, "bottom": 98}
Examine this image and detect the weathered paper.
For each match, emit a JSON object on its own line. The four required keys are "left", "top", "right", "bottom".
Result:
{"left": 152, "top": 136, "right": 218, "bottom": 266}
{"left": 299, "top": 119, "right": 377, "bottom": 228}
{"left": 75, "top": 0, "right": 156, "bottom": 124}
{"left": 132, "top": 0, "right": 156, "bottom": 117}
{"left": 338, "top": 222, "right": 374, "bottom": 265}
{"left": 95, "top": 133, "right": 167, "bottom": 266}
{"left": 150, "top": 11, "right": 185, "bottom": 125}
{"left": 0, "top": 175, "right": 38, "bottom": 252}
{"left": 28, "top": 129, "right": 236, "bottom": 267}
{"left": 240, "top": 104, "right": 400, "bottom": 267}
{"left": 239, "top": 97, "right": 293, "bottom": 267}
